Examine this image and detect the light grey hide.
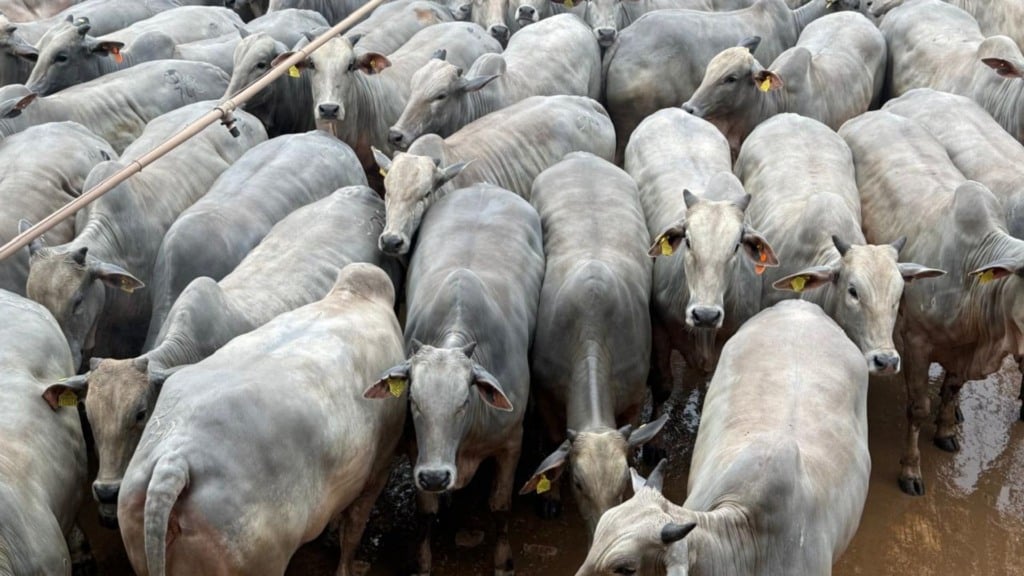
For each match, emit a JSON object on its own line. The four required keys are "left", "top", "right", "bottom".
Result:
{"left": 623, "top": 108, "right": 775, "bottom": 431}
{"left": 226, "top": 0, "right": 271, "bottom": 20}
{"left": 224, "top": 33, "right": 313, "bottom": 136}
{"left": 389, "top": 13, "right": 600, "bottom": 147}
{"left": 58, "top": 186, "right": 401, "bottom": 529}
{"left": 840, "top": 110, "right": 1024, "bottom": 496}
{"left": 0, "top": 290, "right": 86, "bottom": 576}
{"left": 0, "top": 122, "right": 115, "bottom": 296}
{"left": 24, "top": 101, "right": 266, "bottom": 369}
{"left": 880, "top": 0, "right": 1024, "bottom": 142}
{"left": 683, "top": 11, "right": 884, "bottom": 156}
{"left": 602, "top": 0, "right": 859, "bottom": 162}
{"left": 268, "top": 0, "right": 376, "bottom": 23}
{"left": 521, "top": 152, "right": 657, "bottom": 537}
{"left": 301, "top": 22, "right": 501, "bottom": 170}
{"left": 0, "top": 60, "right": 230, "bottom": 152}
{"left": 0, "top": 0, "right": 181, "bottom": 46}
{"left": 871, "top": 0, "right": 1024, "bottom": 49}
{"left": 375, "top": 94, "right": 615, "bottom": 256}
{"left": 144, "top": 130, "right": 367, "bottom": 347}
{"left": 0, "top": 0, "right": 84, "bottom": 21}
{"left": 343, "top": 0, "right": 453, "bottom": 56}
{"left": 25, "top": 6, "right": 244, "bottom": 95}
{"left": 117, "top": 263, "right": 407, "bottom": 576}
{"left": 578, "top": 300, "right": 870, "bottom": 576}
{"left": 735, "top": 113, "right": 944, "bottom": 375}
{"left": 364, "top": 184, "right": 544, "bottom": 575}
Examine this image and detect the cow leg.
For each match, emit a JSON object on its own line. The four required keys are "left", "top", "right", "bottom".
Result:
{"left": 336, "top": 465, "right": 392, "bottom": 576}
{"left": 643, "top": 319, "right": 674, "bottom": 467}
{"left": 1018, "top": 357, "right": 1024, "bottom": 422}
{"left": 490, "top": 435, "right": 522, "bottom": 576}
{"left": 934, "top": 372, "right": 964, "bottom": 453}
{"left": 414, "top": 491, "right": 439, "bottom": 576}
{"left": 898, "top": 350, "right": 931, "bottom": 496}
{"left": 69, "top": 524, "right": 96, "bottom": 576}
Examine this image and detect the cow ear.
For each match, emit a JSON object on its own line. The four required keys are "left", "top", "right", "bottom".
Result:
{"left": 648, "top": 221, "right": 686, "bottom": 258}
{"left": 42, "top": 374, "right": 89, "bottom": 410}
{"left": 982, "top": 57, "right": 1024, "bottom": 78}
{"left": 979, "top": 35, "right": 1024, "bottom": 78}
{"left": 897, "top": 263, "right": 945, "bottom": 282}
{"left": 471, "top": 364, "right": 513, "bottom": 411}
{"left": 629, "top": 467, "right": 646, "bottom": 493}
{"left": 458, "top": 73, "right": 500, "bottom": 93}
{"left": 12, "top": 42, "right": 37, "bottom": 61}
{"left": 0, "top": 92, "right": 35, "bottom": 118}
{"left": 968, "top": 258, "right": 1018, "bottom": 285}
{"left": 772, "top": 265, "right": 835, "bottom": 293}
{"left": 271, "top": 51, "right": 302, "bottom": 69}
{"left": 372, "top": 146, "right": 393, "bottom": 174}
{"left": 740, "top": 228, "right": 779, "bottom": 273}
{"left": 91, "top": 40, "right": 124, "bottom": 62}
{"left": 436, "top": 160, "right": 470, "bottom": 186}
{"left": 646, "top": 458, "right": 667, "bottom": 492}
{"left": 18, "top": 219, "right": 45, "bottom": 255}
{"left": 752, "top": 69, "right": 783, "bottom": 92}
{"left": 89, "top": 261, "right": 144, "bottom": 293}
{"left": 519, "top": 439, "right": 570, "bottom": 494}
{"left": 364, "top": 362, "right": 410, "bottom": 399}
{"left": 354, "top": 52, "right": 391, "bottom": 74}
{"left": 627, "top": 413, "right": 668, "bottom": 448}
{"left": 683, "top": 188, "right": 700, "bottom": 209}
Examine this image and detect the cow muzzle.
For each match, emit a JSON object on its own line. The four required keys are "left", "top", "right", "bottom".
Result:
{"left": 416, "top": 467, "right": 454, "bottom": 492}
{"left": 867, "top": 350, "right": 901, "bottom": 375}
{"left": 488, "top": 24, "right": 510, "bottom": 45}
{"left": 378, "top": 232, "right": 408, "bottom": 255}
{"left": 681, "top": 101, "right": 703, "bottom": 117}
{"left": 388, "top": 127, "right": 412, "bottom": 150}
{"left": 595, "top": 27, "right": 617, "bottom": 48}
{"left": 317, "top": 101, "right": 343, "bottom": 121}
{"left": 687, "top": 305, "right": 723, "bottom": 329}
{"left": 515, "top": 5, "right": 537, "bottom": 24}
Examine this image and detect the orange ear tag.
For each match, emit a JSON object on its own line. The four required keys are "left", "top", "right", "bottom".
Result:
{"left": 754, "top": 244, "right": 767, "bottom": 274}
{"left": 110, "top": 46, "right": 123, "bottom": 64}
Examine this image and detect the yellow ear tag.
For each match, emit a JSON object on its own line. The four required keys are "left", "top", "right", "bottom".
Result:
{"left": 288, "top": 65, "right": 301, "bottom": 78}
{"left": 758, "top": 77, "right": 772, "bottom": 92}
{"left": 659, "top": 237, "right": 673, "bottom": 256}
{"left": 58, "top": 390, "right": 78, "bottom": 407}
{"left": 120, "top": 277, "right": 136, "bottom": 294}
{"left": 790, "top": 275, "right": 807, "bottom": 292}
{"left": 536, "top": 474, "right": 551, "bottom": 494}
{"left": 565, "top": 0, "right": 574, "bottom": 7}
{"left": 979, "top": 270, "right": 996, "bottom": 284}
{"left": 387, "top": 377, "right": 406, "bottom": 398}
{"left": 379, "top": 168, "right": 387, "bottom": 178}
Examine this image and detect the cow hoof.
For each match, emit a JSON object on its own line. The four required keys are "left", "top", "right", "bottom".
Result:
{"left": 933, "top": 435, "right": 960, "bottom": 453}
{"left": 955, "top": 406, "right": 965, "bottom": 424}
{"left": 641, "top": 444, "right": 666, "bottom": 468}
{"left": 898, "top": 475, "right": 925, "bottom": 497}
{"left": 535, "top": 496, "right": 561, "bottom": 520}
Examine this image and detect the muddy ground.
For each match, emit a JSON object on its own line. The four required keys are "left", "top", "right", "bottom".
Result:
{"left": 81, "top": 355, "right": 1024, "bottom": 575}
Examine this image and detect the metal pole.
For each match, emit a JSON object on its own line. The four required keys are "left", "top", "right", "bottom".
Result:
{"left": 0, "top": 0, "right": 386, "bottom": 262}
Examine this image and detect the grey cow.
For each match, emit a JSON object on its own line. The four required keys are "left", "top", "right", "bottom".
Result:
{"left": 116, "top": 263, "right": 407, "bottom": 576}
{"left": 735, "top": 114, "right": 944, "bottom": 374}
{"left": 144, "top": 130, "right": 367, "bottom": 346}
{"left": 268, "top": 0, "right": 377, "bottom": 23}
{"left": 881, "top": 0, "right": 1024, "bottom": 142}
{"left": 374, "top": 94, "right": 615, "bottom": 256}
{"left": 0, "top": 60, "right": 231, "bottom": 152}
{"left": 684, "top": 12, "right": 884, "bottom": 157}
{"left": 24, "top": 101, "right": 266, "bottom": 369}
{"left": 871, "top": 0, "right": 1024, "bottom": 50}
{"left": 840, "top": 110, "right": 1024, "bottom": 496}
{"left": 602, "top": 0, "right": 858, "bottom": 162}
{"left": 624, "top": 108, "right": 777, "bottom": 448}
{"left": 364, "top": 184, "right": 544, "bottom": 576}
{"left": 25, "top": 6, "right": 244, "bottom": 95}
{"left": 884, "top": 88, "right": 1024, "bottom": 423}
{"left": 292, "top": 21, "right": 501, "bottom": 172}
{"left": 578, "top": 300, "right": 870, "bottom": 576}
{"left": 343, "top": 0, "right": 454, "bottom": 56}
{"left": 44, "top": 186, "right": 402, "bottom": 528}
{"left": 0, "top": 122, "right": 115, "bottom": 296}
{"left": 518, "top": 152, "right": 665, "bottom": 537}
{"left": 389, "top": 13, "right": 600, "bottom": 147}
{"left": 0, "top": 290, "right": 87, "bottom": 576}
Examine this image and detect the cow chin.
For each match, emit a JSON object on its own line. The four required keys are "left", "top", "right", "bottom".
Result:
{"left": 97, "top": 504, "right": 119, "bottom": 529}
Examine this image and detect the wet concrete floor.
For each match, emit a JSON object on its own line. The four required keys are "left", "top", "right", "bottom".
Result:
{"left": 82, "top": 355, "right": 1024, "bottom": 575}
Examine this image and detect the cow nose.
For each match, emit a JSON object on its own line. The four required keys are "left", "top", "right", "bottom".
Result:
{"left": 596, "top": 27, "right": 617, "bottom": 46}
{"left": 388, "top": 128, "right": 407, "bottom": 148}
{"left": 516, "top": 5, "right": 536, "bottom": 20}
{"left": 681, "top": 102, "right": 696, "bottom": 115}
{"left": 379, "top": 233, "right": 405, "bottom": 254}
{"left": 318, "top": 102, "right": 340, "bottom": 119}
{"left": 417, "top": 469, "right": 452, "bottom": 492}
{"left": 92, "top": 481, "right": 120, "bottom": 505}
{"left": 489, "top": 24, "right": 510, "bottom": 43}
{"left": 870, "top": 352, "right": 901, "bottom": 374}
{"left": 690, "top": 306, "right": 722, "bottom": 328}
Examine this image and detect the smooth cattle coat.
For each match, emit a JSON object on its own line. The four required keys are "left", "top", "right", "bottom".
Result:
{"left": 344, "top": 0, "right": 453, "bottom": 56}
{"left": 225, "top": 33, "right": 315, "bottom": 137}
{"left": 0, "top": 290, "right": 86, "bottom": 576}
{"left": 684, "top": 12, "right": 885, "bottom": 156}
{"left": 579, "top": 301, "right": 870, "bottom": 576}
{"left": 390, "top": 14, "right": 601, "bottom": 147}
{"left": 118, "top": 264, "right": 407, "bottom": 576}
{"left": 269, "top": 0, "right": 370, "bottom": 23}
{"left": 0, "top": 122, "right": 115, "bottom": 296}
{"left": 0, "top": 60, "right": 231, "bottom": 152}
{"left": 872, "top": 0, "right": 1024, "bottom": 49}
{"left": 24, "top": 101, "right": 266, "bottom": 368}
{"left": 840, "top": 110, "right": 1024, "bottom": 495}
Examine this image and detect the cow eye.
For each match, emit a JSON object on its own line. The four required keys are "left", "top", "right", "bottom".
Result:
{"left": 134, "top": 408, "right": 147, "bottom": 424}
{"left": 614, "top": 565, "right": 636, "bottom": 575}
{"left": 722, "top": 74, "right": 737, "bottom": 84}
{"left": 255, "top": 61, "right": 267, "bottom": 70}
{"left": 848, "top": 285, "right": 858, "bottom": 299}
{"left": 54, "top": 53, "right": 68, "bottom": 63}
{"left": 71, "top": 292, "right": 85, "bottom": 311}
{"left": 434, "top": 93, "right": 447, "bottom": 102}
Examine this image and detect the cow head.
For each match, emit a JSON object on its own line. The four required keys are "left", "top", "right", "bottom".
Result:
{"left": 575, "top": 460, "right": 697, "bottom": 576}
{"left": 390, "top": 51, "right": 503, "bottom": 149}
{"left": 550, "top": 0, "right": 622, "bottom": 48}
{"left": 225, "top": 33, "right": 287, "bottom": 110}
{"left": 773, "top": 236, "right": 944, "bottom": 375}
{"left": 472, "top": 0, "right": 512, "bottom": 45}
{"left": 372, "top": 145, "right": 469, "bottom": 256}
{"left": 365, "top": 340, "right": 513, "bottom": 493}
{"left": 25, "top": 16, "right": 125, "bottom": 95}
{"left": 649, "top": 175, "right": 778, "bottom": 330}
{"left": 0, "top": 17, "right": 39, "bottom": 81}
{"left": 520, "top": 415, "right": 668, "bottom": 536}
{"left": 511, "top": 0, "right": 550, "bottom": 25}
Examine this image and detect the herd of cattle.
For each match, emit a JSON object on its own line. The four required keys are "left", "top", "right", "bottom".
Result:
{"left": 0, "top": 0, "right": 1023, "bottom": 574}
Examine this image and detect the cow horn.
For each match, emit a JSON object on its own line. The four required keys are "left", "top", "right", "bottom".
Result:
{"left": 460, "top": 341, "right": 477, "bottom": 358}
{"left": 832, "top": 235, "right": 851, "bottom": 256}
{"left": 72, "top": 246, "right": 88, "bottom": 266}
{"left": 890, "top": 236, "right": 907, "bottom": 254}
{"left": 432, "top": 48, "right": 447, "bottom": 61}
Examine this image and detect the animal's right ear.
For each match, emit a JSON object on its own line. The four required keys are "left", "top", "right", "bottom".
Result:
{"left": 12, "top": 42, "right": 37, "bottom": 61}
{"left": 630, "top": 467, "right": 646, "bottom": 493}
{"left": 363, "top": 362, "right": 411, "bottom": 399}
{"left": 772, "top": 265, "right": 836, "bottom": 294}
{"left": 458, "top": 73, "right": 500, "bottom": 93}
{"left": 753, "top": 69, "right": 783, "bottom": 92}
{"left": 42, "top": 374, "right": 89, "bottom": 410}
{"left": 648, "top": 221, "right": 686, "bottom": 257}
{"left": 979, "top": 35, "right": 1024, "bottom": 78}
{"left": 436, "top": 160, "right": 470, "bottom": 186}
{"left": 0, "top": 93, "right": 35, "bottom": 118}
{"left": 738, "top": 35, "right": 761, "bottom": 54}
{"left": 645, "top": 458, "right": 668, "bottom": 492}
{"left": 270, "top": 51, "right": 308, "bottom": 71}
{"left": 519, "top": 439, "right": 570, "bottom": 495}
{"left": 148, "top": 363, "right": 185, "bottom": 392}
{"left": 89, "top": 260, "right": 145, "bottom": 294}
{"left": 18, "top": 219, "right": 44, "bottom": 255}
{"left": 372, "top": 146, "right": 393, "bottom": 174}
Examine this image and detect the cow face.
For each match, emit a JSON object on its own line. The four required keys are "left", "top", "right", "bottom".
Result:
{"left": 291, "top": 36, "right": 391, "bottom": 126}
{"left": 472, "top": 0, "right": 511, "bottom": 45}
{"left": 25, "top": 17, "right": 124, "bottom": 96}
{"left": 225, "top": 33, "right": 284, "bottom": 110}
{"left": 682, "top": 39, "right": 776, "bottom": 132}
{"left": 373, "top": 147, "right": 469, "bottom": 255}
{"left": 554, "top": 0, "right": 622, "bottom": 48}
{"left": 26, "top": 245, "right": 143, "bottom": 368}
{"left": 364, "top": 342, "right": 513, "bottom": 493}
{"left": 511, "top": 0, "right": 549, "bottom": 25}
{"left": 0, "top": 19, "right": 38, "bottom": 82}
{"left": 649, "top": 177, "right": 778, "bottom": 330}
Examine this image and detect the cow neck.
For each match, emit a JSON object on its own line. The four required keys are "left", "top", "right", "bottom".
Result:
{"left": 972, "top": 70, "right": 1024, "bottom": 143}
{"left": 791, "top": 0, "right": 834, "bottom": 36}
{"left": 671, "top": 503, "right": 757, "bottom": 576}
{"left": 566, "top": 339, "right": 615, "bottom": 431}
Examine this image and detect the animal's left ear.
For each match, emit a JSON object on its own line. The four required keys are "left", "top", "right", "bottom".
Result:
{"left": 89, "top": 261, "right": 144, "bottom": 293}
{"left": 91, "top": 40, "right": 124, "bottom": 63}
{"left": 979, "top": 35, "right": 1024, "bottom": 78}
{"left": 752, "top": 69, "right": 783, "bottom": 92}
{"left": 364, "top": 361, "right": 411, "bottom": 399}
{"left": 458, "top": 73, "right": 501, "bottom": 93}
{"left": 354, "top": 51, "right": 391, "bottom": 74}
{"left": 519, "top": 439, "right": 570, "bottom": 494}
{"left": 626, "top": 413, "right": 668, "bottom": 448}
{"left": 772, "top": 265, "right": 835, "bottom": 293}
{"left": 630, "top": 467, "right": 646, "bottom": 493}
{"left": 968, "top": 258, "right": 1019, "bottom": 285}
{"left": 740, "top": 228, "right": 779, "bottom": 273}
{"left": 435, "top": 160, "right": 471, "bottom": 186}
{"left": 471, "top": 364, "right": 513, "bottom": 411}
{"left": 897, "top": 262, "right": 945, "bottom": 282}
{"left": 42, "top": 374, "right": 89, "bottom": 410}
{"left": 0, "top": 92, "right": 35, "bottom": 118}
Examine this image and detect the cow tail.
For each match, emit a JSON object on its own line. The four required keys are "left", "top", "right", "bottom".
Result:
{"left": 144, "top": 452, "right": 189, "bottom": 576}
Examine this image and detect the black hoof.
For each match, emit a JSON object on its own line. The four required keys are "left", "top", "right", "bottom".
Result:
{"left": 535, "top": 496, "right": 562, "bottom": 520}
{"left": 641, "top": 444, "right": 666, "bottom": 468}
{"left": 955, "top": 406, "right": 965, "bottom": 424}
{"left": 898, "top": 475, "right": 926, "bottom": 496}
{"left": 934, "top": 435, "right": 960, "bottom": 453}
